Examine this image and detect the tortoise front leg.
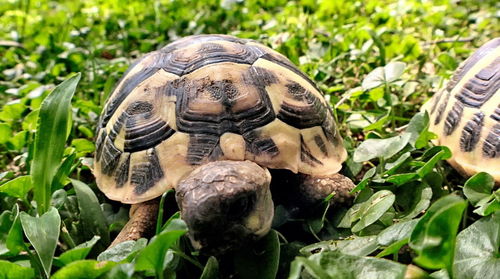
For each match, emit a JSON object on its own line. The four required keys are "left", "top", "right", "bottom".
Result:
{"left": 271, "top": 170, "right": 355, "bottom": 215}
{"left": 109, "top": 199, "right": 159, "bottom": 247}
{"left": 297, "top": 173, "right": 355, "bottom": 207}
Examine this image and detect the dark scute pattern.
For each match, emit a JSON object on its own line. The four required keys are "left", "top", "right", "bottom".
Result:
{"left": 300, "top": 135, "right": 322, "bottom": 165}
{"left": 446, "top": 38, "right": 500, "bottom": 92}
{"left": 314, "top": 135, "right": 328, "bottom": 156}
{"left": 95, "top": 129, "right": 107, "bottom": 162}
{"left": 434, "top": 90, "right": 451, "bottom": 125}
{"left": 160, "top": 34, "right": 248, "bottom": 54}
{"left": 455, "top": 57, "right": 500, "bottom": 108}
{"left": 99, "top": 53, "right": 170, "bottom": 129}
{"left": 101, "top": 137, "right": 122, "bottom": 175}
{"left": 247, "top": 66, "right": 278, "bottom": 86}
{"left": 109, "top": 101, "right": 175, "bottom": 153}
{"left": 126, "top": 101, "right": 154, "bottom": 115}
{"left": 460, "top": 112, "right": 485, "bottom": 152}
{"left": 186, "top": 134, "right": 221, "bottom": 164}
{"left": 483, "top": 124, "right": 500, "bottom": 158}
{"left": 176, "top": 68, "right": 276, "bottom": 136}
{"left": 162, "top": 43, "right": 260, "bottom": 76}
{"left": 491, "top": 105, "right": 500, "bottom": 122}
{"left": 131, "top": 148, "right": 164, "bottom": 195}
{"left": 444, "top": 102, "right": 464, "bottom": 136}
{"left": 260, "top": 53, "right": 321, "bottom": 92}
{"left": 277, "top": 81, "right": 326, "bottom": 129}
{"left": 321, "top": 113, "right": 339, "bottom": 145}
{"left": 243, "top": 131, "right": 279, "bottom": 157}
{"left": 429, "top": 89, "right": 443, "bottom": 114}
{"left": 114, "top": 153, "right": 130, "bottom": 187}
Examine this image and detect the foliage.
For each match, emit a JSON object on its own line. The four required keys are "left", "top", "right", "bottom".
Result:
{"left": 0, "top": 0, "right": 499, "bottom": 278}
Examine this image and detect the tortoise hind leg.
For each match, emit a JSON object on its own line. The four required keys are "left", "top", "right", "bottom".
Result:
{"left": 109, "top": 199, "right": 159, "bottom": 247}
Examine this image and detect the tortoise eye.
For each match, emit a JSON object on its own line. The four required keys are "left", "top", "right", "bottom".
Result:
{"left": 227, "top": 193, "right": 256, "bottom": 219}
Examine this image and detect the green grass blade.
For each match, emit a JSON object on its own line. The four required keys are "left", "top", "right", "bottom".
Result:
{"left": 30, "top": 73, "right": 81, "bottom": 215}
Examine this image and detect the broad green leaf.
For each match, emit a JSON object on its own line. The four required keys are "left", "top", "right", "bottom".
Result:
{"left": 0, "top": 175, "right": 32, "bottom": 199}
{"left": 409, "top": 195, "right": 467, "bottom": 271}
{"left": 416, "top": 147, "right": 451, "bottom": 178}
{"left": 290, "top": 251, "right": 407, "bottom": 279}
{"left": 0, "top": 123, "right": 12, "bottom": 144}
{"left": 71, "top": 138, "right": 95, "bottom": 154}
{"left": 6, "top": 204, "right": 24, "bottom": 256}
{"left": 134, "top": 220, "right": 187, "bottom": 273}
{"left": 97, "top": 238, "right": 147, "bottom": 262}
{"left": 31, "top": 73, "right": 81, "bottom": 215}
{"left": 396, "top": 183, "right": 432, "bottom": 220}
{"left": 104, "top": 263, "right": 135, "bottom": 279}
{"left": 20, "top": 207, "right": 61, "bottom": 278}
{"left": 463, "top": 172, "right": 495, "bottom": 205}
{"left": 301, "top": 236, "right": 379, "bottom": 257}
{"left": 57, "top": 236, "right": 100, "bottom": 265}
{"left": 453, "top": 212, "right": 500, "bottom": 279}
{"left": 352, "top": 190, "right": 395, "bottom": 232}
{"left": 404, "top": 112, "right": 429, "bottom": 147}
{"left": 376, "top": 219, "right": 418, "bottom": 258}
{"left": 233, "top": 230, "right": 280, "bottom": 279}
{"left": 377, "top": 219, "right": 419, "bottom": 246}
{"left": 200, "top": 256, "right": 219, "bottom": 279}
{"left": 51, "top": 260, "right": 116, "bottom": 279}
{"left": 0, "top": 260, "right": 35, "bottom": 279}
{"left": 473, "top": 193, "right": 499, "bottom": 216}
{"left": 361, "top": 61, "right": 406, "bottom": 90}
{"left": 72, "top": 179, "right": 110, "bottom": 247}
{"left": 353, "top": 133, "right": 411, "bottom": 162}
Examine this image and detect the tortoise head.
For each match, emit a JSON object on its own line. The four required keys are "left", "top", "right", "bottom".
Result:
{"left": 175, "top": 160, "right": 274, "bottom": 254}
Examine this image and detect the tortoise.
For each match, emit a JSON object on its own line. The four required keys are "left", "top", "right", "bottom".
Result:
{"left": 94, "top": 34, "right": 354, "bottom": 253}
{"left": 423, "top": 37, "right": 500, "bottom": 183}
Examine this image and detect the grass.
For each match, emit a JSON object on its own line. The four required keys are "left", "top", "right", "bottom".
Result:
{"left": 0, "top": 0, "right": 499, "bottom": 278}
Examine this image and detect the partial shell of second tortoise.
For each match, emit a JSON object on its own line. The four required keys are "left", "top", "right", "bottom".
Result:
{"left": 94, "top": 34, "right": 347, "bottom": 204}
{"left": 424, "top": 38, "right": 499, "bottom": 182}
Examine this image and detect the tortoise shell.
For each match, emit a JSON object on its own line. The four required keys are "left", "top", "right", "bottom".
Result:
{"left": 424, "top": 38, "right": 499, "bottom": 182}
{"left": 94, "top": 34, "right": 347, "bottom": 204}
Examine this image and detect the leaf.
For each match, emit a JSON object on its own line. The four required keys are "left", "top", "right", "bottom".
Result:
{"left": 409, "top": 195, "right": 467, "bottom": 271}
{"left": 352, "top": 190, "right": 395, "bottom": 232}
{"left": 404, "top": 112, "right": 429, "bottom": 147}
{"left": 0, "top": 123, "right": 12, "bottom": 144}
{"left": 453, "top": 212, "right": 500, "bottom": 279}
{"left": 377, "top": 219, "right": 419, "bottom": 246}
{"left": 104, "top": 263, "right": 135, "bottom": 279}
{"left": 20, "top": 207, "right": 61, "bottom": 278}
{"left": 301, "top": 236, "right": 379, "bottom": 257}
{"left": 57, "top": 236, "right": 100, "bottom": 265}
{"left": 361, "top": 62, "right": 406, "bottom": 90}
{"left": 97, "top": 238, "right": 147, "bottom": 262}
{"left": 134, "top": 220, "right": 187, "bottom": 273}
{"left": 200, "top": 256, "right": 219, "bottom": 279}
{"left": 396, "top": 182, "right": 432, "bottom": 220}
{"left": 0, "top": 175, "right": 32, "bottom": 199}
{"left": 291, "top": 251, "right": 407, "bottom": 279}
{"left": 30, "top": 73, "right": 81, "bottom": 215}
{"left": 416, "top": 146, "right": 451, "bottom": 178}
{"left": 463, "top": 172, "right": 495, "bottom": 205}
{"left": 72, "top": 179, "right": 110, "bottom": 247}
{"left": 353, "top": 133, "right": 411, "bottom": 162}
{"left": 233, "top": 230, "right": 280, "bottom": 279}
{"left": 51, "top": 260, "right": 116, "bottom": 279}
{"left": 6, "top": 204, "right": 24, "bottom": 256}
{"left": 0, "top": 260, "right": 35, "bottom": 279}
